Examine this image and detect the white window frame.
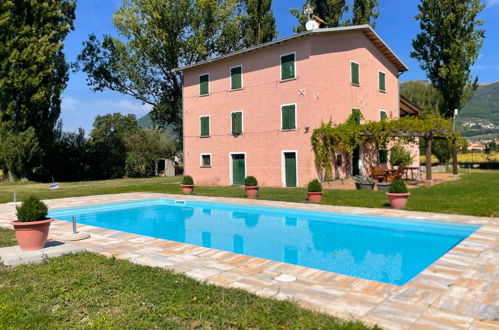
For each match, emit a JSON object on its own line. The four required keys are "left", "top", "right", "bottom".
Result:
{"left": 280, "top": 103, "right": 298, "bottom": 131}
{"left": 378, "top": 70, "right": 386, "bottom": 92}
{"left": 230, "top": 110, "right": 244, "bottom": 135}
{"left": 280, "top": 52, "right": 297, "bottom": 82}
{"left": 379, "top": 109, "right": 387, "bottom": 121}
{"left": 229, "top": 152, "right": 247, "bottom": 185}
{"left": 199, "top": 115, "right": 211, "bottom": 137}
{"left": 230, "top": 65, "right": 244, "bottom": 90}
{"left": 350, "top": 60, "right": 360, "bottom": 86}
{"left": 199, "top": 73, "right": 210, "bottom": 96}
{"left": 281, "top": 150, "right": 299, "bottom": 187}
{"left": 200, "top": 153, "right": 212, "bottom": 168}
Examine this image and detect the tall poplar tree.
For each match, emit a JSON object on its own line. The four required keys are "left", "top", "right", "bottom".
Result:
{"left": 351, "top": 0, "right": 379, "bottom": 28}
{"left": 0, "top": 0, "right": 75, "bottom": 179}
{"left": 240, "top": 0, "right": 277, "bottom": 47}
{"left": 411, "top": 0, "right": 485, "bottom": 118}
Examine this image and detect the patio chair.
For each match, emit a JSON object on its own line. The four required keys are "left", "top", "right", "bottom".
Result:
{"left": 386, "top": 167, "right": 405, "bottom": 182}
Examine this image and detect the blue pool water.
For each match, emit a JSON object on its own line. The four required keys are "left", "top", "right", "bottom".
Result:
{"left": 49, "top": 199, "right": 478, "bottom": 285}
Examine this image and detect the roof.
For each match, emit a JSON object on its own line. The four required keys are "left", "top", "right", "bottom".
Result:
{"left": 400, "top": 95, "right": 422, "bottom": 117}
{"left": 173, "top": 25, "right": 408, "bottom": 73}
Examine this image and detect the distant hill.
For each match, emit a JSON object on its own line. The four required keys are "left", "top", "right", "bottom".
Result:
{"left": 458, "top": 81, "right": 499, "bottom": 139}
{"left": 401, "top": 80, "right": 499, "bottom": 139}
{"left": 137, "top": 113, "right": 153, "bottom": 128}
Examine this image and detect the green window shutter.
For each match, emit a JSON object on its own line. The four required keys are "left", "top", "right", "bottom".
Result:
{"left": 352, "top": 108, "right": 361, "bottom": 125}
{"left": 380, "top": 111, "right": 387, "bottom": 121}
{"left": 232, "top": 112, "right": 242, "bottom": 135}
{"left": 379, "top": 71, "right": 386, "bottom": 91}
{"left": 281, "top": 54, "right": 295, "bottom": 80}
{"left": 351, "top": 62, "right": 359, "bottom": 85}
{"left": 200, "top": 74, "right": 209, "bottom": 95}
{"left": 282, "top": 105, "right": 296, "bottom": 130}
{"left": 231, "top": 67, "right": 242, "bottom": 90}
{"left": 379, "top": 150, "right": 388, "bottom": 163}
{"left": 200, "top": 116, "right": 210, "bottom": 136}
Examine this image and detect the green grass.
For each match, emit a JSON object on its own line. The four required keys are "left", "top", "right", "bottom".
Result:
{"left": 2, "top": 172, "right": 498, "bottom": 217}
{"left": 0, "top": 227, "right": 16, "bottom": 247}
{"left": 0, "top": 230, "right": 370, "bottom": 329}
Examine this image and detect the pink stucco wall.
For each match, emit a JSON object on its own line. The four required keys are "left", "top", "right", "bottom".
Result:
{"left": 182, "top": 31, "right": 405, "bottom": 187}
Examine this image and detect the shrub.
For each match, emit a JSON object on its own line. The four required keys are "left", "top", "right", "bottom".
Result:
{"left": 244, "top": 176, "right": 258, "bottom": 186}
{"left": 388, "top": 179, "right": 408, "bottom": 194}
{"left": 125, "top": 151, "right": 154, "bottom": 178}
{"left": 353, "top": 175, "right": 375, "bottom": 184}
{"left": 307, "top": 179, "right": 323, "bottom": 192}
{"left": 16, "top": 196, "right": 48, "bottom": 222}
{"left": 390, "top": 145, "right": 413, "bottom": 167}
{"left": 182, "top": 175, "right": 194, "bottom": 185}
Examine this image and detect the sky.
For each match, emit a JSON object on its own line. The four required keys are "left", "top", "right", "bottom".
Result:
{"left": 61, "top": 0, "right": 499, "bottom": 132}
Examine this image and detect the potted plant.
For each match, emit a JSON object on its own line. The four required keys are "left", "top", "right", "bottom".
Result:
{"left": 181, "top": 175, "right": 194, "bottom": 194}
{"left": 390, "top": 145, "right": 414, "bottom": 168}
{"left": 244, "top": 176, "right": 259, "bottom": 198}
{"left": 353, "top": 175, "right": 375, "bottom": 190}
{"left": 10, "top": 196, "right": 52, "bottom": 251}
{"left": 376, "top": 182, "right": 391, "bottom": 192}
{"left": 386, "top": 179, "right": 410, "bottom": 209}
{"left": 307, "top": 179, "right": 323, "bottom": 203}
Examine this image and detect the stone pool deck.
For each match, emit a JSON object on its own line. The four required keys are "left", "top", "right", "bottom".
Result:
{"left": 0, "top": 193, "right": 497, "bottom": 330}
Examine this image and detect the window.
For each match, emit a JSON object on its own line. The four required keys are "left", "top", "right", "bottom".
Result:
{"left": 281, "top": 53, "right": 296, "bottom": 80}
{"left": 379, "top": 150, "right": 388, "bottom": 163}
{"left": 351, "top": 61, "right": 360, "bottom": 86}
{"left": 200, "top": 154, "right": 211, "bottom": 167}
{"left": 230, "top": 66, "right": 242, "bottom": 90}
{"left": 231, "top": 111, "right": 243, "bottom": 135}
{"left": 352, "top": 108, "right": 361, "bottom": 125}
{"left": 281, "top": 104, "right": 296, "bottom": 130}
{"left": 380, "top": 110, "right": 387, "bottom": 121}
{"left": 199, "top": 74, "right": 209, "bottom": 95}
{"left": 378, "top": 71, "right": 386, "bottom": 92}
{"left": 200, "top": 116, "right": 210, "bottom": 137}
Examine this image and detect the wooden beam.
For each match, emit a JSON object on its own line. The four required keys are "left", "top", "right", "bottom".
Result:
{"left": 425, "top": 137, "right": 432, "bottom": 182}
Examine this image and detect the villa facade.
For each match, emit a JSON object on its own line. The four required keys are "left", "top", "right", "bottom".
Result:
{"left": 176, "top": 25, "right": 417, "bottom": 187}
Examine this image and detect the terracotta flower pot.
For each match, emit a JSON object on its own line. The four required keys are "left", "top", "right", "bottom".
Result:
{"left": 307, "top": 191, "right": 323, "bottom": 203}
{"left": 10, "top": 219, "right": 53, "bottom": 251}
{"left": 245, "top": 186, "right": 259, "bottom": 198}
{"left": 181, "top": 185, "right": 194, "bottom": 194}
{"left": 386, "top": 193, "right": 410, "bottom": 209}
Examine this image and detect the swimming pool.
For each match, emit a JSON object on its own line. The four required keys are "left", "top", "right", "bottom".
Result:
{"left": 49, "top": 199, "right": 478, "bottom": 285}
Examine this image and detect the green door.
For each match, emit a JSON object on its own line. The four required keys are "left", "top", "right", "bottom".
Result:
{"left": 284, "top": 152, "right": 297, "bottom": 187}
{"left": 231, "top": 154, "right": 245, "bottom": 185}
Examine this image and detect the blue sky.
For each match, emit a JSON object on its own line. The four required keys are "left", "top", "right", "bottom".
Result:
{"left": 61, "top": 0, "right": 499, "bottom": 132}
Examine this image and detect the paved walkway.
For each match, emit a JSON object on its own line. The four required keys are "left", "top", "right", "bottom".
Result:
{"left": 0, "top": 193, "right": 498, "bottom": 330}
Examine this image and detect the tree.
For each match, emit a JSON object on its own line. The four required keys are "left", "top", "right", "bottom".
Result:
{"left": 88, "top": 113, "right": 141, "bottom": 179}
{"left": 240, "top": 0, "right": 277, "bottom": 47}
{"left": 411, "top": 0, "right": 485, "bottom": 118}
{"left": 351, "top": 0, "right": 379, "bottom": 28}
{"left": 0, "top": 0, "right": 76, "bottom": 146}
{"left": 0, "top": 127, "right": 41, "bottom": 181}
{"left": 400, "top": 81, "right": 444, "bottom": 113}
{"left": 77, "top": 0, "right": 244, "bottom": 140}
{"left": 290, "top": 0, "right": 348, "bottom": 33}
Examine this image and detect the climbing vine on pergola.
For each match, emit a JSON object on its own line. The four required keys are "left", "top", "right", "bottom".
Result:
{"left": 311, "top": 113, "right": 463, "bottom": 181}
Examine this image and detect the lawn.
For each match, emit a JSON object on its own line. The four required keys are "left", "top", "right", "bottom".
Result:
{"left": 0, "top": 229, "right": 371, "bottom": 329}
{"left": 1, "top": 171, "right": 498, "bottom": 217}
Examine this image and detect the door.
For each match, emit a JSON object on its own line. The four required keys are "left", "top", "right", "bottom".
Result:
{"left": 284, "top": 152, "right": 297, "bottom": 187}
{"left": 352, "top": 146, "right": 360, "bottom": 176}
{"left": 231, "top": 154, "right": 245, "bottom": 185}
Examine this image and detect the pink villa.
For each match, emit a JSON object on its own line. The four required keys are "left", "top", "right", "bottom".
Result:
{"left": 175, "top": 25, "right": 420, "bottom": 187}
